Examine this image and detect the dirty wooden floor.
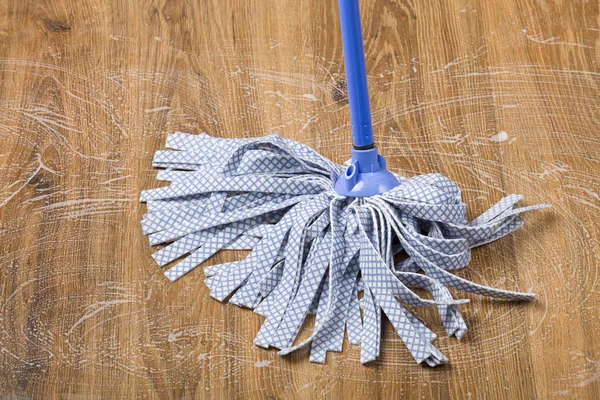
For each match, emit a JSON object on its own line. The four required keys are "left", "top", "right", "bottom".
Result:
{"left": 0, "top": 0, "right": 599, "bottom": 399}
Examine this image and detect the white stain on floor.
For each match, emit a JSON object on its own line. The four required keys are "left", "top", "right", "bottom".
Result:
{"left": 488, "top": 131, "right": 509, "bottom": 142}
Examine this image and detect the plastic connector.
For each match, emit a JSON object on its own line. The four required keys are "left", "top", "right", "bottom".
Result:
{"left": 334, "top": 146, "right": 400, "bottom": 197}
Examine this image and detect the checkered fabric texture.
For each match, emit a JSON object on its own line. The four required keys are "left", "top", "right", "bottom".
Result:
{"left": 140, "top": 132, "right": 550, "bottom": 366}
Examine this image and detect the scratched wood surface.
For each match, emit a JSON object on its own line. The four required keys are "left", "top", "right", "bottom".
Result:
{"left": 0, "top": 0, "right": 598, "bottom": 398}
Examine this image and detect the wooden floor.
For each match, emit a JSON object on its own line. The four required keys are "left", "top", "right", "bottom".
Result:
{"left": 0, "top": 0, "right": 599, "bottom": 398}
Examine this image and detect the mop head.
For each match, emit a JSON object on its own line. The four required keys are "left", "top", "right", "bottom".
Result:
{"left": 140, "top": 132, "right": 549, "bottom": 366}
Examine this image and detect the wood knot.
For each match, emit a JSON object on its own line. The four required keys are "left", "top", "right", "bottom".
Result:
{"left": 39, "top": 19, "right": 71, "bottom": 32}
{"left": 28, "top": 172, "right": 50, "bottom": 191}
{"left": 331, "top": 79, "right": 348, "bottom": 105}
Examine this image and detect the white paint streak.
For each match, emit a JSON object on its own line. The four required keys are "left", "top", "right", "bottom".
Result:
{"left": 67, "top": 300, "right": 141, "bottom": 335}
{"left": 522, "top": 28, "right": 594, "bottom": 49}
{"left": 144, "top": 106, "right": 171, "bottom": 113}
{"left": 254, "top": 360, "right": 272, "bottom": 367}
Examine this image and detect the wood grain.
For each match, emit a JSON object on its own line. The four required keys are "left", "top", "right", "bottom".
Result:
{"left": 0, "top": 0, "right": 598, "bottom": 398}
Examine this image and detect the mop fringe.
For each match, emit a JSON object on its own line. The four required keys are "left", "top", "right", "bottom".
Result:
{"left": 140, "top": 132, "right": 550, "bottom": 365}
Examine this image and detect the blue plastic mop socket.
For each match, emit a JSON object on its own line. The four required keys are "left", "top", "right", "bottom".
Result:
{"left": 334, "top": 146, "right": 400, "bottom": 197}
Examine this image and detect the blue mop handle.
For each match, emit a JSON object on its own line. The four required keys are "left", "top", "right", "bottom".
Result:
{"left": 338, "top": 0, "right": 374, "bottom": 149}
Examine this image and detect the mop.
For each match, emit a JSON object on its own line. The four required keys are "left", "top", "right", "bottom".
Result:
{"left": 140, "top": 0, "right": 549, "bottom": 365}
